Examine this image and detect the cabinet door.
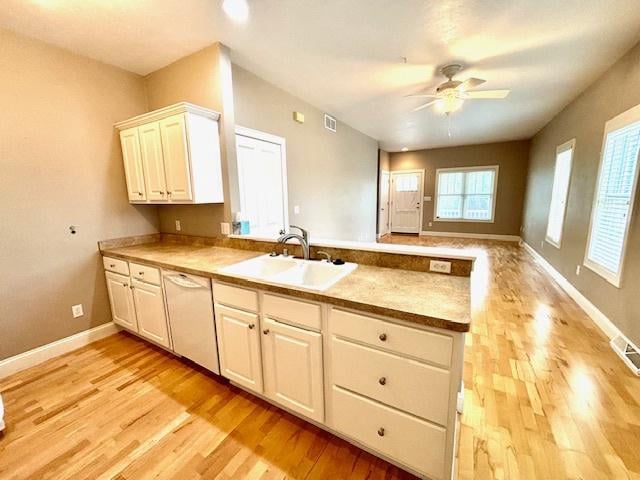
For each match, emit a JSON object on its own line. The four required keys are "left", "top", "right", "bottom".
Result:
{"left": 214, "top": 304, "right": 263, "bottom": 393}
{"left": 262, "top": 317, "right": 324, "bottom": 422}
{"left": 119, "top": 128, "right": 146, "bottom": 202}
{"left": 131, "top": 279, "right": 171, "bottom": 349}
{"left": 160, "top": 114, "right": 193, "bottom": 201}
{"left": 138, "top": 122, "right": 168, "bottom": 201}
{"left": 105, "top": 271, "right": 137, "bottom": 331}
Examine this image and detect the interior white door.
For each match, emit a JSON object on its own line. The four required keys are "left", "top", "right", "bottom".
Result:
{"left": 138, "top": 122, "right": 167, "bottom": 201}
{"left": 131, "top": 279, "right": 171, "bottom": 348}
{"left": 261, "top": 317, "right": 324, "bottom": 422}
{"left": 214, "top": 304, "right": 263, "bottom": 393}
{"left": 390, "top": 171, "right": 424, "bottom": 233}
{"left": 379, "top": 171, "right": 390, "bottom": 236}
{"left": 105, "top": 271, "right": 138, "bottom": 331}
{"left": 236, "top": 133, "right": 287, "bottom": 235}
{"left": 119, "top": 128, "right": 147, "bottom": 202}
{"left": 160, "top": 114, "right": 193, "bottom": 201}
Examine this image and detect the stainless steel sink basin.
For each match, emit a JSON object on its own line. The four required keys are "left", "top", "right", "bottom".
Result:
{"left": 218, "top": 254, "right": 357, "bottom": 292}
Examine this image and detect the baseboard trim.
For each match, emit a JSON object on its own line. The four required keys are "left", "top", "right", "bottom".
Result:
{"left": 0, "top": 322, "right": 119, "bottom": 379}
{"left": 522, "top": 242, "right": 620, "bottom": 339}
{"left": 420, "top": 231, "right": 521, "bottom": 242}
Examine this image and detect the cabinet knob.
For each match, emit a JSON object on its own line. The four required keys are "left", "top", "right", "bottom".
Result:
{"left": 379, "top": 333, "right": 387, "bottom": 342}
{"left": 139, "top": 271, "right": 144, "bottom": 276}
{"left": 130, "top": 285, "right": 134, "bottom": 289}
{"left": 110, "top": 264, "right": 116, "bottom": 268}
{"left": 122, "top": 283, "right": 128, "bottom": 287}
{"left": 377, "top": 427, "right": 385, "bottom": 437}
{"left": 167, "top": 191, "right": 172, "bottom": 196}
{"left": 263, "top": 329, "right": 270, "bottom": 335}
{"left": 138, "top": 192, "right": 143, "bottom": 196}
{"left": 248, "top": 323, "right": 255, "bottom": 329}
{"left": 378, "top": 377, "right": 386, "bottom": 386}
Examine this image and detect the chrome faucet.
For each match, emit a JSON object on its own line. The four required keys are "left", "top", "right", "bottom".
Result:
{"left": 277, "top": 225, "right": 310, "bottom": 260}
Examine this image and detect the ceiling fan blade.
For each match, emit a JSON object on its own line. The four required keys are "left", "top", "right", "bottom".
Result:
{"left": 465, "top": 89, "right": 510, "bottom": 99}
{"left": 456, "top": 77, "right": 486, "bottom": 90}
{"left": 412, "top": 100, "right": 438, "bottom": 112}
{"left": 404, "top": 93, "right": 439, "bottom": 98}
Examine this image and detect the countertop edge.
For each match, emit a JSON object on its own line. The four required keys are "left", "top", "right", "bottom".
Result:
{"left": 102, "top": 249, "right": 471, "bottom": 333}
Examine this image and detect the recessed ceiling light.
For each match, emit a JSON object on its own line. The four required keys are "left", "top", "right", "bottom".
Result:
{"left": 223, "top": 0, "right": 249, "bottom": 22}
{"left": 401, "top": 147, "right": 409, "bottom": 152}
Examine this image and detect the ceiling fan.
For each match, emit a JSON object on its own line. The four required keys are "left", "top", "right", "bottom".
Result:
{"left": 406, "top": 63, "right": 510, "bottom": 114}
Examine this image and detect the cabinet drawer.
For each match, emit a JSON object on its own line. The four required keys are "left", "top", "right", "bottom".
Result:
{"left": 213, "top": 282, "right": 258, "bottom": 312}
{"left": 332, "top": 386, "right": 446, "bottom": 480}
{"left": 330, "top": 308, "right": 452, "bottom": 368}
{"left": 263, "top": 294, "right": 321, "bottom": 330}
{"left": 103, "top": 256, "right": 129, "bottom": 276}
{"left": 332, "top": 337, "right": 450, "bottom": 425}
{"left": 130, "top": 262, "right": 161, "bottom": 285}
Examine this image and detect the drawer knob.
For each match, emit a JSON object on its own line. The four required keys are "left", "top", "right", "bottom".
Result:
{"left": 139, "top": 271, "right": 144, "bottom": 275}
{"left": 263, "top": 329, "right": 270, "bottom": 335}
{"left": 248, "top": 323, "right": 255, "bottom": 329}
{"left": 379, "top": 333, "right": 387, "bottom": 342}
{"left": 110, "top": 264, "right": 116, "bottom": 268}
{"left": 122, "top": 283, "right": 128, "bottom": 287}
{"left": 377, "top": 427, "right": 385, "bottom": 437}
{"left": 378, "top": 377, "right": 386, "bottom": 386}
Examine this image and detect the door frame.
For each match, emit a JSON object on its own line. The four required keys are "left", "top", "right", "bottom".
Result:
{"left": 390, "top": 169, "right": 425, "bottom": 234}
{"left": 235, "top": 125, "right": 289, "bottom": 234}
{"left": 378, "top": 170, "right": 391, "bottom": 237}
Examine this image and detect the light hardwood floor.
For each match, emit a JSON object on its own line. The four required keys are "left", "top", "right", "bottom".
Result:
{"left": 1, "top": 235, "right": 639, "bottom": 479}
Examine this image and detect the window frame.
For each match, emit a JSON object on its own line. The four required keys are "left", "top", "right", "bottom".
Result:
{"left": 583, "top": 104, "right": 640, "bottom": 288}
{"left": 235, "top": 125, "right": 289, "bottom": 237}
{"left": 545, "top": 139, "right": 575, "bottom": 248}
{"left": 433, "top": 165, "right": 499, "bottom": 223}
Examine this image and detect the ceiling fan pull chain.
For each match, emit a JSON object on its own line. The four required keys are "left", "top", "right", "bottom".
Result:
{"left": 447, "top": 114, "right": 452, "bottom": 138}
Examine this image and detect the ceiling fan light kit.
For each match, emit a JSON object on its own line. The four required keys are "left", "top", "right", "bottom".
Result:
{"left": 407, "top": 63, "right": 510, "bottom": 115}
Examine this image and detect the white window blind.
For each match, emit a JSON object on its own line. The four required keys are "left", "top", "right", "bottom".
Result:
{"left": 585, "top": 106, "right": 640, "bottom": 287}
{"left": 435, "top": 166, "right": 498, "bottom": 222}
{"left": 545, "top": 140, "right": 575, "bottom": 247}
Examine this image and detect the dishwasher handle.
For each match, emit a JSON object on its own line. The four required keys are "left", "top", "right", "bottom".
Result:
{"left": 164, "top": 274, "right": 205, "bottom": 289}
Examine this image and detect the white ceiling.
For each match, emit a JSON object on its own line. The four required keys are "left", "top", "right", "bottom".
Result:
{"left": 2, "top": 0, "right": 640, "bottom": 151}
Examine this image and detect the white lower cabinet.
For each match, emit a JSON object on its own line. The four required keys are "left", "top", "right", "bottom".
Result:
{"left": 214, "top": 304, "right": 263, "bottom": 394}
{"left": 105, "top": 271, "right": 137, "bottom": 331}
{"left": 131, "top": 278, "right": 171, "bottom": 348}
{"left": 261, "top": 317, "right": 324, "bottom": 422}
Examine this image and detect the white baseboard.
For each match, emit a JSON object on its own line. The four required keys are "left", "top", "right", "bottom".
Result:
{"left": 522, "top": 242, "right": 620, "bottom": 339}
{"left": 0, "top": 322, "right": 119, "bottom": 380}
{"left": 420, "top": 231, "right": 521, "bottom": 242}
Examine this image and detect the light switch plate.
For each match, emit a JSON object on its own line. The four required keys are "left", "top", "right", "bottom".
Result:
{"left": 220, "top": 222, "right": 231, "bottom": 235}
{"left": 429, "top": 260, "right": 452, "bottom": 274}
{"left": 424, "top": 196, "right": 432, "bottom": 201}
{"left": 294, "top": 205, "right": 300, "bottom": 215}
{"left": 72, "top": 304, "right": 84, "bottom": 318}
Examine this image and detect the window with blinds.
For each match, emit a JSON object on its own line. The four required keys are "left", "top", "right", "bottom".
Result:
{"left": 545, "top": 139, "right": 575, "bottom": 247}
{"left": 584, "top": 105, "right": 640, "bottom": 287}
{"left": 435, "top": 166, "right": 498, "bottom": 222}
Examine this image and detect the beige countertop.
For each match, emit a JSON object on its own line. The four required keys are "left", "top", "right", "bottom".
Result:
{"left": 101, "top": 242, "right": 471, "bottom": 332}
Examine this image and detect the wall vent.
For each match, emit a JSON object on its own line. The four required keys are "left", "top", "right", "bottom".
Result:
{"left": 324, "top": 114, "right": 337, "bottom": 132}
{"left": 611, "top": 334, "right": 640, "bottom": 375}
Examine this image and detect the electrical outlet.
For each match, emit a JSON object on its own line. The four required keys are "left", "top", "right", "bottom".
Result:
{"left": 428, "top": 222, "right": 433, "bottom": 227}
{"left": 72, "top": 304, "right": 84, "bottom": 318}
{"left": 576, "top": 265, "right": 581, "bottom": 276}
{"left": 429, "top": 260, "right": 452, "bottom": 274}
{"left": 220, "top": 222, "right": 231, "bottom": 235}
{"left": 175, "top": 220, "right": 181, "bottom": 231}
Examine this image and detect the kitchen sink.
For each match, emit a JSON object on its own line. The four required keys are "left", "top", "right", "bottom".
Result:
{"left": 218, "top": 254, "right": 357, "bottom": 292}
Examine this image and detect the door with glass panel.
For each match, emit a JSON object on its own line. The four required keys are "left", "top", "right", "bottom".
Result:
{"left": 390, "top": 170, "right": 424, "bottom": 233}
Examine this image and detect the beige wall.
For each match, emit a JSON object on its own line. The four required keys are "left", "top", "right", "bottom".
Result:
{"left": 144, "top": 43, "right": 237, "bottom": 236}
{"left": 233, "top": 65, "right": 379, "bottom": 241}
{"left": 522, "top": 41, "right": 640, "bottom": 344}
{"left": 0, "top": 29, "right": 158, "bottom": 360}
{"left": 377, "top": 150, "right": 391, "bottom": 235}
{"left": 390, "top": 141, "right": 529, "bottom": 235}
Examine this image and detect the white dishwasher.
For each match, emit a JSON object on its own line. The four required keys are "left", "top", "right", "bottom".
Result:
{"left": 163, "top": 271, "right": 220, "bottom": 374}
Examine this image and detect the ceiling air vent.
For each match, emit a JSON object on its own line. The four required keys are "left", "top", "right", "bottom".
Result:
{"left": 611, "top": 334, "right": 640, "bottom": 375}
{"left": 324, "top": 114, "right": 337, "bottom": 132}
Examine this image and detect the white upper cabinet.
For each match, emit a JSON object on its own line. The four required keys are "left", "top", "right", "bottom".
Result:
{"left": 115, "top": 103, "right": 223, "bottom": 204}
{"left": 119, "top": 128, "right": 146, "bottom": 202}
{"left": 138, "top": 121, "right": 167, "bottom": 201}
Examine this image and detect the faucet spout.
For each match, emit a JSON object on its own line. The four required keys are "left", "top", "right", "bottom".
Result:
{"left": 277, "top": 227, "right": 310, "bottom": 260}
